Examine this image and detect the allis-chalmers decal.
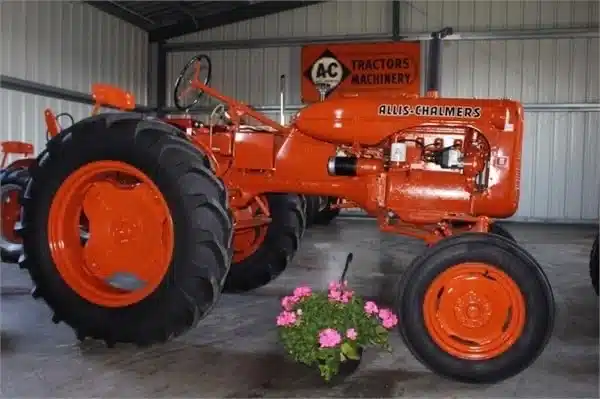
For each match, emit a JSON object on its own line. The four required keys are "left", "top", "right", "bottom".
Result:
{"left": 301, "top": 42, "right": 421, "bottom": 103}
{"left": 378, "top": 104, "right": 482, "bottom": 119}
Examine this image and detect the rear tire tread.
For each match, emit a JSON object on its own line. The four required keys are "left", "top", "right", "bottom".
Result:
{"left": 223, "top": 194, "right": 305, "bottom": 293}
{"left": 19, "top": 114, "right": 232, "bottom": 346}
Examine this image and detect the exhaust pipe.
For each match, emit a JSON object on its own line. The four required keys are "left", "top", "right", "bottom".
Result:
{"left": 279, "top": 74, "right": 286, "bottom": 125}
{"left": 426, "top": 27, "right": 453, "bottom": 97}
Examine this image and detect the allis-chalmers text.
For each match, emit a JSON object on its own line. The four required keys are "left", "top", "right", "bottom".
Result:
{"left": 378, "top": 104, "right": 482, "bottom": 118}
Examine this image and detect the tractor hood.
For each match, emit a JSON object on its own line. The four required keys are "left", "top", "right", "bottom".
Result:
{"left": 293, "top": 93, "right": 522, "bottom": 147}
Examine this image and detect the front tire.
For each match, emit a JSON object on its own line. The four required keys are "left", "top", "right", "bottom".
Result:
{"left": 18, "top": 114, "right": 232, "bottom": 346}
{"left": 223, "top": 194, "right": 305, "bottom": 293}
{"left": 397, "top": 233, "right": 555, "bottom": 384}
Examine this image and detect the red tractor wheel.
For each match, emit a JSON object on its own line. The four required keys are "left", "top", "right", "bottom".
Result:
{"left": 396, "top": 233, "right": 554, "bottom": 384}
{"left": 19, "top": 115, "right": 232, "bottom": 346}
{"left": 1, "top": 167, "right": 29, "bottom": 263}
{"left": 224, "top": 193, "right": 305, "bottom": 293}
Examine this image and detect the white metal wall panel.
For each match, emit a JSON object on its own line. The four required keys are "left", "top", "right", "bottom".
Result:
{"left": 1, "top": 0, "right": 148, "bottom": 157}
{"left": 517, "top": 112, "right": 599, "bottom": 223}
{"left": 1, "top": 0, "right": 148, "bottom": 99}
{"left": 439, "top": 38, "right": 599, "bottom": 102}
{"left": 169, "top": 1, "right": 391, "bottom": 43}
{"left": 398, "top": 0, "right": 599, "bottom": 32}
{"left": 0, "top": 92, "right": 99, "bottom": 163}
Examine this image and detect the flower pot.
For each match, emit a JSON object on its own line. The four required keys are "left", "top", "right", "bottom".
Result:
{"left": 323, "top": 347, "right": 364, "bottom": 384}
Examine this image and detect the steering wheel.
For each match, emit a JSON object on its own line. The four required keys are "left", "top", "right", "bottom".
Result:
{"left": 173, "top": 54, "right": 212, "bottom": 111}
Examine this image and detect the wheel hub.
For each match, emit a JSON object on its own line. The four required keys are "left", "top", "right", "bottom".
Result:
{"left": 81, "top": 181, "right": 168, "bottom": 285}
{"left": 48, "top": 161, "right": 174, "bottom": 307}
{"left": 453, "top": 290, "right": 492, "bottom": 328}
{"left": 424, "top": 263, "right": 526, "bottom": 360}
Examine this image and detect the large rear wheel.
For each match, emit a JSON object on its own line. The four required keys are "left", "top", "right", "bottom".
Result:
{"left": 1, "top": 167, "right": 29, "bottom": 263}
{"left": 396, "top": 233, "right": 554, "bottom": 383}
{"left": 18, "top": 114, "right": 232, "bottom": 346}
{"left": 223, "top": 193, "right": 305, "bottom": 293}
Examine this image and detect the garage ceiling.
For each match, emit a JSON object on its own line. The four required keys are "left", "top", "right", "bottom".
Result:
{"left": 87, "top": 1, "right": 324, "bottom": 42}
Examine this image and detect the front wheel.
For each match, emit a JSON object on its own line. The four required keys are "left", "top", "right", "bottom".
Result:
{"left": 396, "top": 233, "right": 555, "bottom": 384}
{"left": 19, "top": 114, "right": 232, "bottom": 346}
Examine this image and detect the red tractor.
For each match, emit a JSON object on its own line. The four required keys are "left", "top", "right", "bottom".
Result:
{"left": 2, "top": 29, "right": 554, "bottom": 384}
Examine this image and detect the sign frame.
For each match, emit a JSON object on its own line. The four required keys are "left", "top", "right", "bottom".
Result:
{"left": 301, "top": 41, "right": 422, "bottom": 103}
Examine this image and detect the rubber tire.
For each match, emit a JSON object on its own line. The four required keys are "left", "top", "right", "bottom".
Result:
{"left": 313, "top": 196, "right": 341, "bottom": 226}
{"left": 304, "top": 195, "right": 321, "bottom": 228}
{"left": 1, "top": 167, "right": 29, "bottom": 263}
{"left": 590, "top": 233, "right": 599, "bottom": 296}
{"left": 452, "top": 221, "right": 515, "bottom": 242}
{"left": 223, "top": 193, "right": 305, "bottom": 293}
{"left": 396, "top": 233, "right": 555, "bottom": 384}
{"left": 18, "top": 113, "right": 233, "bottom": 346}
{"left": 489, "top": 223, "right": 515, "bottom": 241}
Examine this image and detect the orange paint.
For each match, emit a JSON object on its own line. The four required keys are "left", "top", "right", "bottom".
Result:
{"left": 91, "top": 83, "right": 136, "bottom": 114}
{"left": 232, "top": 195, "right": 270, "bottom": 262}
{"left": 1, "top": 141, "right": 34, "bottom": 168}
{"left": 1, "top": 187, "right": 21, "bottom": 244}
{"left": 301, "top": 41, "right": 421, "bottom": 103}
{"left": 47, "top": 161, "right": 173, "bottom": 307}
{"left": 44, "top": 109, "right": 60, "bottom": 139}
{"left": 173, "top": 58, "right": 524, "bottom": 244}
{"left": 423, "top": 263, "right": 526, "bottom": 360}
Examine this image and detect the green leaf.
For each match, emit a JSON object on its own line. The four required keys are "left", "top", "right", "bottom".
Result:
{"left": 341, "top": 342, "right": 360, "bottom": 360}
{"left": 375, "top": 325, "right": 387, "bottom": 336}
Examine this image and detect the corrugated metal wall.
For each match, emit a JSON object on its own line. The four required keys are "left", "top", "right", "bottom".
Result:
{"left": 165, "top": 0, "right": 599, "bottom": 223}
{"left": 1, "top": 0, "right": 148, "bottom": 158}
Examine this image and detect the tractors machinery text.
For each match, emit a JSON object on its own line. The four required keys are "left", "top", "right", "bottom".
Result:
{"left": 1, "top": 28, "right": 555, "bottom": 384}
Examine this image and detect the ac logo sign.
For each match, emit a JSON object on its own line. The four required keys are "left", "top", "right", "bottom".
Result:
{"left": 303, "top": 49, "right": 351, "bottom": 97}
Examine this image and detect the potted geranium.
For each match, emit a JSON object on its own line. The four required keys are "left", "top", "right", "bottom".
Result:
{"left": 276, "top": 258, "right": 398, "bottom": 382}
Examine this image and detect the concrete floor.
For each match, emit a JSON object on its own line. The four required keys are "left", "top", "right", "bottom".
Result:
{"left": 1, "top": 220, "right": 598, "bottom": 398}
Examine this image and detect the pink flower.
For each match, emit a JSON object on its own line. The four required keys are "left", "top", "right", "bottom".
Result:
{"left": 378, "top": 308, "right": 393, "bottom": 320}
{"left": 281, "top": 295, "right": 299, "bottom": 311}
{"left": 293, "top": 286, "right": 312, "bottom": 298}
{"left": 378, "top": 308, "right": 399, "bottom": 329}
{"left": 276, "top": 311, "right": 297, "bottom": 327}
{"left": 364, "top": 301, "right": 379, "bottom": 315}
{"left": 382, "top": 314, "right": 399, "bottom": 329}
{"left": 340, "top": 290, "right": 353, "bottom": 303}
{"left": 328, "top": 289, "right": 342, "bottom": 301}
{"left": 346, "top": 328, "right": 357, "bottom": 340}
{"left": 318, "top": 328, "right": 342, "bottom": 348}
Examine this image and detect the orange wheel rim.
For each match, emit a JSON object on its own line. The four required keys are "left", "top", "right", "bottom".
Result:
{"left": 232, "top": 195, "right": 270, "bottom": 263}
{"left": 1, "top": 184, "right": 22, "bottom": 244}
{"left": 48, "top": 161, "right": 174, "bottom": 307}
{"left": 423, "top": 263, "right": 526, "bottom": 360}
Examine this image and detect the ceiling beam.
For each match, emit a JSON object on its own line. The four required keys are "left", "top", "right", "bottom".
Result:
{"left": 149, "top": 1, "right": 324, "bottom": 42}
{"left": 86, "top": 1, "right": 154, "bottom": 31}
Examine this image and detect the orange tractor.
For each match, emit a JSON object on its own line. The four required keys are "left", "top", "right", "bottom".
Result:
{"left": 1, "top": 29, "right": 555, "bottom": 384}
